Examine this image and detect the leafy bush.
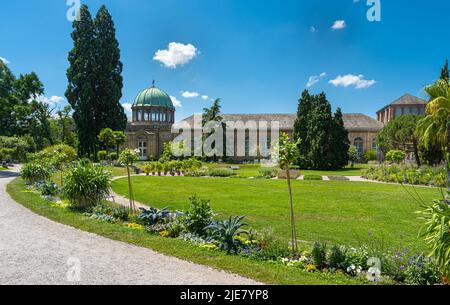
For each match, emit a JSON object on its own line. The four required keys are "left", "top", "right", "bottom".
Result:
{"left": 206, "top": 216, "right": 248, "bottom": 254}
{"left": 185, "top": 168, "right": 209, "bottom": 177}
{"left": 418, "top": 200, "right": 450, "bottom": 276}
{"left": 250, "top": 240, "right": 291, "bottom": 261}
{"left": 312, "top": 242, "right": 327, "bottom": 269}
{"left": 97, "top": 150, "right": 108, "bottom": 161}
{"left": 386, "top": 150, "right": 406, "bottom": 164}
{"left": 182, "top": 195, "right": 215, "bottom": 236}
{"left": 328, "top": 244, "right": 348, "bottom": 270}
{"left": 21, "top": 163, "right": 51, "bottom": 184}
{"left": 112, "top": 206, "right": 130, "bottom": 222}
{"left": 138, "top": 207, "right": 171, "bottom": 226}
{"left": 142, "top": 163, "right": 154, "bottom": 175}
{"left": 259, "top": 167, "right": 278, "bottom": 178}
{"left": 108, "top": 152, "right": 118, "bottom": 161}
{"left": 0, "top": 136, "right": 35, "bottom": 162}
{"left": 35, "top": 180, "right": 60, "bottom": 197}
{"left": 364, "top": 149, "right": 377, "bottom": 162}
{"left": 404, "top": 255, "right": 441, "bottom": 285}
{"left": 43, "top": 144, "right": 77, "bottom": 162}
{"left": 63, "top": 162, "right": 111, "bottom": 211}
{"left": 208, "top": 168, "right": 236, "bottom": 177}
{"left": 303, "top": 174, "right": 323, "bottom": 181}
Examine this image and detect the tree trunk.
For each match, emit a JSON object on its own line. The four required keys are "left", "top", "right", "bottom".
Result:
{"left": 126, "top": 166, "right": 136, "bottom": 213}
{"left": 286, "top": 167, "right": 298, "bottom": 254}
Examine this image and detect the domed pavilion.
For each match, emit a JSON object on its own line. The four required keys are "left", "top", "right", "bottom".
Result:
{"left": 125, "top": 83, "right": 176, "bottom": 160}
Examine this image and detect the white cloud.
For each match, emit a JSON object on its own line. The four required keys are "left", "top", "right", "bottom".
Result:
{"left": 33, "top": 95, "right": 65, "bottom": 105}
{"left": 331, "top": 20, "right": 346, "bottom": 30}
{"left": 170, "top": 96, "right": 182, "bottom": 108}
{"left": 122, "top": 103, "right": 132, "bottom": 113}
{"left": 309, "top": 26, "right": 318, "bottom": 33}
{"left": 153, "top": 42, "right": 198, "bottom": 68}
{"left": 0, "top": 57, "right": 10, "bottom": 64}
{"left": 181, "top": 91, "right": 200, "bottom": 98}
{"left": 306, "top": 72, "right": 327, "bottom": 88}
{"left": 201, "top": 95, "right": 209, "bottom": 100}
{"left": 329, "top": 74, "right": 376, "bottom": 89}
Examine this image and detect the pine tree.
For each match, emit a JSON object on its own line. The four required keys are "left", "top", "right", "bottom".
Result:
{"left": 293, "top": 90, "right": 313, "bottom": 168}
{"left": 65, "top": 5, "right": 97, "bottom": 157}
{"left": 329, "top": 108, "right": 350, "bottom": 169}
{"left": 94, "top": 5, "right": 127, "bottom": 132}
{"left": 440, "top": 59, "right": 449, "bottom": 82}
{"left": 307, "top": 93, "right": 333, "bottom": 169}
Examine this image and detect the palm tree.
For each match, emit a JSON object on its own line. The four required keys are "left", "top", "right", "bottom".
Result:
{"left": 417, "top": 79, "right": 450, "bottom": 198}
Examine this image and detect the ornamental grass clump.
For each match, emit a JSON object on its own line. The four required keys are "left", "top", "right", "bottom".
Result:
{"left": 21, "top": 162, "right": 51, "bottom": 185}
{"left": 63, "top": 162, "right": 111, "bottom": 211}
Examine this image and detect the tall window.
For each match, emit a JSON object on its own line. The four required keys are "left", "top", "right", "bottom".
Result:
{"left": 354, "top": 138, "right": 364, "bottom": 156}
{"left": 372, "top": 139, "right": 377, "bottom": 151}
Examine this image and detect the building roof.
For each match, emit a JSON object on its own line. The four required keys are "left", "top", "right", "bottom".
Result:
{"left": 133, "top": 86, "right": 175, "bottom": 110}
{"left": 177, "top": 113, "right": 383, "bottom": 132}
{"left": 377, "top": 94, "right": 427, "bottom": 112}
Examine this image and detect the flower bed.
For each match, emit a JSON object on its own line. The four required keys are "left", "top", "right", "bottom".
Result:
{"left": 362, "top": 164, "right": 446, "bottom": 187}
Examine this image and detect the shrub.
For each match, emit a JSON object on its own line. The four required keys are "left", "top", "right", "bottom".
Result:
{"left": 206, "top": 216, "right": 248, "bottom": 254}
{"left": 385, "top": 150, "right": 406, "bottom": 164}
{"left": 259, "top": 167, "right": 278, "bottom": 178}
{"left": 328, "top": 245, "right": 348, "bottom": 271}
{"left": 208, "top": 168, "right": 236, "bottom": 177}
{"left": 63, "top": 162, "right": 111, "bottom": 211}
{"left": 21, "top": 163, "right": 51, "bottom": 184}
{"left": 404, "top": 256, "right": 441, "bottom": 285}
{"left": 35, "top": 180, "right": 60, "bottom": 197}
{"left": 182, "top": 195, "right": 215, "bottom": 236}
{"left": 43, "top": 144, "right": 77, "bottom": 162}
{"left": 142, "top": 163, "right": 154, "bottom": 176}
{"left": 250, "top": 240, "right": 291, "bottom": 261}
{"left": 364, "top": 149, "right": 377, "bottom": 162}
{"left": 108, "top": 152, "right": 118, "bottom": 161}
{"left": 112, "top": 206, "right": 130, "bottom": 222}
{"left": 97, "top": 150, "right": 108, "bottom": 161}
{"left": 312, "top": 242, "right": 327, "bottom": 269}
{"left": 303, "top": 174, "right": 323, "bottom": 181}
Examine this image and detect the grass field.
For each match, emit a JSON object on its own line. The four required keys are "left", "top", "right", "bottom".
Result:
{"left": 112, "top": 176, "right": 440, "bottom": 254}
{"left": 7, "top": 178, "right": 362, "bottom": 285}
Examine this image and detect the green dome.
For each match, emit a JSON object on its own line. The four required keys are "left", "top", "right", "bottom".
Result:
{"left": 133, "top": 86, "right": 175, "bottom": 110}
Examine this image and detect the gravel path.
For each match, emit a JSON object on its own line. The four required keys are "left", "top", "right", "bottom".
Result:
{"left": 0, "top": 167, "right": 259, "bottom": 285}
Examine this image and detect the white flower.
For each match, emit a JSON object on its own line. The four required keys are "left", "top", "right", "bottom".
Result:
{"left": 367, "top": 267, "right": 382, "bottom": 282}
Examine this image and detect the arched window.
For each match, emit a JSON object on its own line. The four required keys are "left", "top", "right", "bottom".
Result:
{"left": 354, "top": 138, "right": 364, "bottom": 156}
{"left": 372, "top": 139, "right": 377, "bottom": 151}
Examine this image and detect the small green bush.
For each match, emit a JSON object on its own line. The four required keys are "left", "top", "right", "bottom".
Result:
{"left": 303, "top": 174, "right": 323, "bottom": 181}
{"left": 312, "top": 242, "right": 327, "bottom": 269}
{"left": 386, "top": 150, "right": 406, "bottom": 164}
{"left": 259, "top": 167, "right": 278, "bottom": 178}
{"left": 250, "top": 240, "right": 291, "bottom": 261}
{"left": 404, "top": 256, "right": 441, "bottom": 285}
{"left": 328, "top": 245, "right": 348, "bottom": 270}
{"left": 364, "top": 150, "right": 377, "bottom": 162}
{"left": 97, "top": 150, "right": 108, "bottom": 161}
{"left": 21, "top": 163, "right": 51, "bottom": 184}
{"left": 182, "top": 195, "right": 215, "bottom": 236}
{"left": 208, "top": 168, "right": 236, "bottom": 177}
{"left": 63, "top": 162, "right": 111, "bottom": 211}
{"left": 108, "top": 152, "right": 118, "bottom": 161}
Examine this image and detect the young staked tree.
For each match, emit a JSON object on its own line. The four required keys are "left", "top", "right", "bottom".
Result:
{"left": 119, "top": 148, "right": 139, "bottom": 213}
{"left": 277, "top": 133, "right": 301, "bottom": 255}
{"left": 66, "top": 5, "right": 97, "bottom": 158}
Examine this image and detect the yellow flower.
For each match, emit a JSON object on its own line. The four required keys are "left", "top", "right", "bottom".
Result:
{"left": 305, "top": 264, "right": 317, "bottom": 273}
{"left": 126, "top": 223, "right": 144, "bottom": 231}
{"left": 159, "top": 230, "right": 170, "bottom": 238}
{"left": 199, "top": 243, "right": 218, "bottom": 252}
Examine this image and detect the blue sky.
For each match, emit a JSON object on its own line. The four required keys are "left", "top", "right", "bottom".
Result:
{"left": 0, "top": 0, "right": 448, "bottom": 121}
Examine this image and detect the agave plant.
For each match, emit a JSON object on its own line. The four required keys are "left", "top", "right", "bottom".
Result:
{"left": 138, "top": 207, "right": 171, "bottom": 226}
{"left": 206, "top": 216, "right": 248, "bottom": 254}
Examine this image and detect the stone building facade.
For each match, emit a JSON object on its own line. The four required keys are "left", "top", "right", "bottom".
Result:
{"left": 125, "top": 85, "right": 424, "bottom": 162}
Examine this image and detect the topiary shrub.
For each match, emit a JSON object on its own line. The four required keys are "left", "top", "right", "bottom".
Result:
{"left": 63, "top": 162, "right": 111, "bottom": 211}
{"left": 21, "top": 163, "right": 51, "bottom": 184}
{"left": 108, "top": 152, "right": 118, "bottom": 161}
{"left": 97, "top": 150, "right": 108, "bottom": 162}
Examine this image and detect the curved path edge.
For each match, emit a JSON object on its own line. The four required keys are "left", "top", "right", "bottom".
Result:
{"left": 0, "top": 166, "right": 260, "bottom": 285}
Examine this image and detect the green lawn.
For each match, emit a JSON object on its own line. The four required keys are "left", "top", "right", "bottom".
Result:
{"left": 7, "top": 178, "right": 362, "bottom": 285}
{"left": 112, "top": 176, "right": 440, "bottom": 254}
{"left": 0, "top": 167, "right": 6, "bottom": 171}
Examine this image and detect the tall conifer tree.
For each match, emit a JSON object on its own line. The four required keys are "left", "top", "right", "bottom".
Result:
{"left": 440, "top": 59, "right": 449, "bottom": 82}
{"left": 293, "top": 90, "right": 313, "bottom": 168}
{"left": 329, "top": 108, "right": 350, "bottom": 169}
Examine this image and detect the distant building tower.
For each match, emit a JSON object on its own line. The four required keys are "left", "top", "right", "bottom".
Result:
{"left": 376, "top": 94, "right": 427, "bottom": 124}
{"left": 125, "top": 84, "right": 175, "bottom": 160}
